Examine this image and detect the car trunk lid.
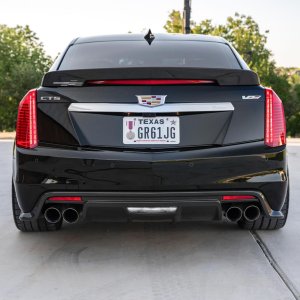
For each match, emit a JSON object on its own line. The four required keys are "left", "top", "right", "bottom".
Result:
{"left": 37, "top": 69, "right": 264, "bottom": 149}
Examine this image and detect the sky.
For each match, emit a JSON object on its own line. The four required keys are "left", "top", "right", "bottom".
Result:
{"left": 1, "top": 0, "right": 299, "bottom": 67}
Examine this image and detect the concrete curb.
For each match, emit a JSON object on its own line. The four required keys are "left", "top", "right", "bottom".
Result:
{"left": 0, "top": 132, "right": 15, "bottom": 140}
{"left": 287, "top": 138, "right": 300, "bottom": 144}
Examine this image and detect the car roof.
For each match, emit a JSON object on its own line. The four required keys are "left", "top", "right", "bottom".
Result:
{"left": 73, "top": 33, "right": 227, "bottom": 45}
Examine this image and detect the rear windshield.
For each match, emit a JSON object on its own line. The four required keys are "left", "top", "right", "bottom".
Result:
{"left": 59, "top": 41, "right": 241, "bottom": 70}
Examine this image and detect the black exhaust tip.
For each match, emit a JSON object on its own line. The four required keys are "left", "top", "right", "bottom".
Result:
{"left": 62, "top": 208, "right": 79, "bottom": 224}
{"left": 44, "top": 207, "right": 62, "bottom": 224}
{"left": 244, "top": 205, "right": 261, "bottom": 222}
{"left": 226, "top": 206, "right": 243, "bottom": 222}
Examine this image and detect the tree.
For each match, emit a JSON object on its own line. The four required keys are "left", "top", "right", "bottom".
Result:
{"left": 286, "top": 74, "right": 300, "bottom": 136}
{"left": 164, "top": 10, "right": 183, "bottom": 33}
{"left": 0, "top": 25, "right": 52, "bottom": 131}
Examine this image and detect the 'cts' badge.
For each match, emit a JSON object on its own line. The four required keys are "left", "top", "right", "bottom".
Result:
{"left": 136, "top": 95, "right": 167, "bottom": 107}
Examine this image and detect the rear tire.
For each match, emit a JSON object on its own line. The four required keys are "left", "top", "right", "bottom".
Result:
{"left": 12, "top": 183, "right": 62, "bottom": 232}
{"left": 238, "top": 187, "right": 289, "bottom": 230}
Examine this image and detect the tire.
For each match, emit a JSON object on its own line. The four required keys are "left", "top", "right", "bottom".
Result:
{"left": 238, "top": 187, "right": 289, "bottom": 230}
{"left": 12, "top": 183, "right": 62, "bottom": 232}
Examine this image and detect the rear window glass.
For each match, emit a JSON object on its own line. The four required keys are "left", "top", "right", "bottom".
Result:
{"left": 59, "top": 41, "right": 241, "bottom": 70}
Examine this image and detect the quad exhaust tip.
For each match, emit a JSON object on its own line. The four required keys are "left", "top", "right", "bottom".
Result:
{"left": 225, "top": 206, "right": 243, "bottom": 222}
{"left": 62, "top": 208, "right": 79, "bottom": 224}
{"left": 44, "top": 207, "right": 62, "bottom": 224}
{"left": 244, "top": 205, "right": 261, "bottom": 222}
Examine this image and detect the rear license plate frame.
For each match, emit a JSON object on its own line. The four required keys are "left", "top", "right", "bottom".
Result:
{"left": 123, "top": 116, "right": 180, "bottom": 145}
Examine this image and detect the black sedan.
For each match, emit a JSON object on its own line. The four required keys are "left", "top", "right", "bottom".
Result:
{"left": 12, "top": 32, "right": 288, "bottom": 231}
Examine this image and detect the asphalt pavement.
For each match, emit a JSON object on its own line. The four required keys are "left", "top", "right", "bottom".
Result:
{"left": 0, "top": 140, "right": 299, "bottom": 300}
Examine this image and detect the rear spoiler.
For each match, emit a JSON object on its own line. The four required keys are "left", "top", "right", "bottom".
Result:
{"left": 42, "top": 67, "right": 260, "bottom": 87}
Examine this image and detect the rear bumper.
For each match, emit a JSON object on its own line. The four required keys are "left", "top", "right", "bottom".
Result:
{"left": 13, "top": 141, "right": 288, "bottom": 221}
{"left": 18, "top": 190, "right": 283, "bottom": 222}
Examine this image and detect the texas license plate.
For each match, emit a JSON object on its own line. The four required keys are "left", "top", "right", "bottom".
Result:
{"left": 123, "top": 117, "right": 180, "bottom": 144}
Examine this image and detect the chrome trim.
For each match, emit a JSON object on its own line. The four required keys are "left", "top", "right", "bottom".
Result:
{"left": 127, "top": 207, "right": 177, "bottom": 214}
{"left": 68, "top": 102, "right": 234, "bottom": 113}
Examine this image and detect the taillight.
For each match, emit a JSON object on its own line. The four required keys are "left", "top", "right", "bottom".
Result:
{"left": 265, "top": 88, "right": 286, "bottom": 147}
{"left": 16, "top": 89, "right": 38, "bottom": 149}
{"left": 85, "top": 79, "right": 216, "bottom": 86}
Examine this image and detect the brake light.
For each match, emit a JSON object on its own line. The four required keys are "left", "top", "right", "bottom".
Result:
{"left": 86, "top": 79, "right": 215, "bottom": 86}
{"left": 16, "top": 89, "right": 38, "bottom": 149}
{"left": 222, "top": 195, "right": 256, "bottom": 201}
{"left": 48, "top": 196, "right": 83, "bottom": 202}
{"left": 265, "top": 88, "right": 286, "bottom": 147}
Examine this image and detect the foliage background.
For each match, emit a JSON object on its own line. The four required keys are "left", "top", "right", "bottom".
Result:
{"left": 0, "top": 13, "right": 300, "bottom": 135}
{"left": 0, "top": 25, "right": 52, "bottom": 131}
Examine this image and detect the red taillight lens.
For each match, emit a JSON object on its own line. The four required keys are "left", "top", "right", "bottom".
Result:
{"left": 86, "top": 79, "right": 215, "bottom": 86}
{"left": 265, "top": 88, "right": 286, "bottom": 147}
{"left": 16, "top": 89, "right": 38, "bottom": 149}
{"left": 222, "top": 195, "right": 256, "bottom": 201}
{"left": 48, "top": 196, "right": 82, "bottom": 202}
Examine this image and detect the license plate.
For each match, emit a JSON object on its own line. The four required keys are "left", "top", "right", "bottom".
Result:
{"left": 123, "top": 116, "right": 180, "bottom": 144}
